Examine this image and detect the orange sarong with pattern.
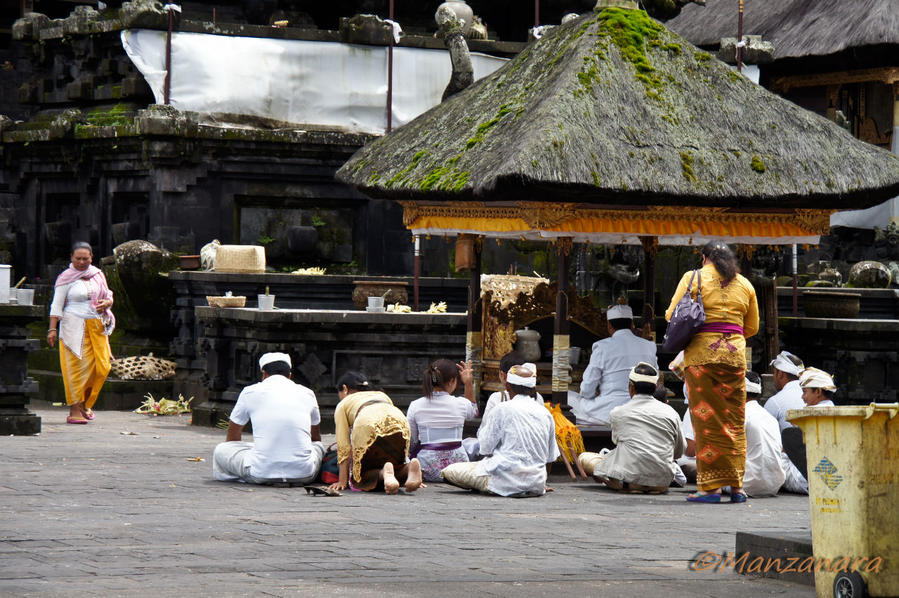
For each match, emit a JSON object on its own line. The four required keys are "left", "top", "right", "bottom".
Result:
{"left": 684, "top": 363, "right": 747, "bottom": 491}
{"left": 59, "top": 318, "right": 111, "bottom": 408}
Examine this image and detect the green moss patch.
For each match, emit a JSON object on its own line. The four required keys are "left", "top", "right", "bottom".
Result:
{"left": 750, "top": 155, "right": 766, "bottom": 173}
{"left": 680, "top": 151, "right": 696, "bottom": 182}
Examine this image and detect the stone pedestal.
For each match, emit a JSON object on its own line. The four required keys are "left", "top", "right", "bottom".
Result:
{"left": 0, "top": 305, "right": 42, "bottom": 435}
{"left": 192, "top": 307, "right": 468, "bottom": 430}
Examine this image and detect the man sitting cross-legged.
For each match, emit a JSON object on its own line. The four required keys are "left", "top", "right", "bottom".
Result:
{"left": 578, "top": 362, "right": 685, "bottom": 494}
{"left": 442, "top": 363, "right": 559, "bottom": 497}
{"left": 212, "top": 352, "right": 324, "bottom": 486}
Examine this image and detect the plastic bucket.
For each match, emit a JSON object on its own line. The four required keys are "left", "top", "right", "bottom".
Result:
{"left": 14, "top": 288, "right": 34, "bottom": 305}
{"left": 787, "top": 404, "right": 899, "bottom": 598}
{"left": 0, "top": 265, "right": 9, "bottom": 304}
{"left": 367, "top": 296, "right": 384, "bottom": 310}
{"left": 257, "top": 294, "right": 275, "bottom": 311}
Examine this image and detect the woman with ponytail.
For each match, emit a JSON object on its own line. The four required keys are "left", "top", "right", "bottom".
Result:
{"left": 405, "top": 359, "right": 476, "bottom": 481}
{"left": 665, "top": 241, "right": 759, "bottom": 504}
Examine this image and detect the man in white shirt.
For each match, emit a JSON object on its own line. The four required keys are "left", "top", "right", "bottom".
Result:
{"left": 742, "top": 372, "right": 786, "bottom": 497}
{"left": 573, "top": 304, "right": 658, "bottom": 426}
{"left": 578, "top": 362, "right": 685, "bottom": 493}
{"left": 763, "top": 350, "right": 805, "bottom": 431}
{"left": 443, "top": 363, "right": 559, "bottom": 497}
{"left": 464, "top": 351, "right": 544, "bottom": 460}
{"left": 212, "top": 352, "right": 324, "bottom": 485}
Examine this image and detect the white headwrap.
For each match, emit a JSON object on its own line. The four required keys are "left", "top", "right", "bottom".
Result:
{"left": 745, "top": 377, "right": 762, "bottom": 396}
{"left": 770, "top": 351, "right": 803, "bottom": 377}
{"left": 259, "top": 352, "right": 291, "bottom": 369}
{"left": 628, "top": 362, "right": 659, "bottom": 385}
{"left": 607, "top": 304, "right": 633, "bottom": 320}
{"left": 799, "top": 367, "right": 836, "bottom": 390}
{"left": 506, "top": 363, "right": 537, "bottom": 388}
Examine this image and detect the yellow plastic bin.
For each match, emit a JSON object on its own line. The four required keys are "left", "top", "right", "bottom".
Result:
{"left": 787, "top": 404, "right": 899, "bottom": 598}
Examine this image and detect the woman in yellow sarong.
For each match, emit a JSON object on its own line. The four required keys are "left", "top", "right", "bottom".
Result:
{"left": 47, "top": 242, "right": 114, "bottom": 424}
{"left": 328, "top": 371, "right": 422, "bottom": 494}
{"left": 666, "top": 241, "right": 759, "bottom": 504}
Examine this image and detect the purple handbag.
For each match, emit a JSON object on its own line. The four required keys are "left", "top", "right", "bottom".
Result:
{"left": 662, "top": 269, "right": 706, "bottom": 353}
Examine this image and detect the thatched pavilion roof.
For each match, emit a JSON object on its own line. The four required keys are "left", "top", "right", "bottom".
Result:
{"left": 337, "top": 7, "right": 899, "bottom": 244}
{"left": 667, "top": 0, "right": 899, "bottom": 59}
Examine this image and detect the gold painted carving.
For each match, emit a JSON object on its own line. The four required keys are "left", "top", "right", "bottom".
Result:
{"left": 400, "top": 201, "right": 833, "bottom": 234}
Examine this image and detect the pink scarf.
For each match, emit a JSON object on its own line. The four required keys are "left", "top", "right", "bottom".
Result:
{"left": 55, "top": 264, "right": 116, "bottom": 332}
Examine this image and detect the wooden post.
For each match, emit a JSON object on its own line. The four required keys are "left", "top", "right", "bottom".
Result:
{"left": 164, "top": 5, "right": 175, "bottom": 105}
{"left": 736, "top": 0, "right": 744, "bottom": 72}
{"left": 386, "top": 0, "right": 395, "bottom": 132}
{"left": 640, "top": 236, "right": 658, "bottom": 340}
{"left": 760, "top": 275, "right": 779, "bottom": 368}
{"left": 552, "top": 238, "right": 573, "bottom": 405}
{"left": 413, "top": 235, "right": 420, "bottom": 311}
{"left": 466, "top": 236, "right": 483, "bottom": 399}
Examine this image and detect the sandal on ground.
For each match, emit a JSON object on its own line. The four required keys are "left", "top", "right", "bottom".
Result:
{"left": 730, "top": 492, "right": 748, "bottom": 503}
{"left": 66, "top": 416, "right": 89, "bottom": 425}
{"left": 81, "top": 408, "right": 95, "bottom": 420}
{"left": 304, "top": 485, "right": 341, "bottom": 497}
{"left": 686, "top": 491, "right": 722, "bottom": 503}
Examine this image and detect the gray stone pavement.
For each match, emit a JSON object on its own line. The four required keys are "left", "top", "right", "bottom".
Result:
{"left": 0, "top": 404, "right": 815, "bottom": 597}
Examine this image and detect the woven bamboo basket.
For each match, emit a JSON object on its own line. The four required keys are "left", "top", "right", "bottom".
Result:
{"left": 207, "top": 295, "right": 246, "bottom": 308}
{"left": 213, "top": 245, "right": 266, "bottom": 273}
{"left": 110, "top": 353, "right": 176, "bottom": 380}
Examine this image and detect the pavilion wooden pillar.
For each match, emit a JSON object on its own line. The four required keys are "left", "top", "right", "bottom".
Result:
{"left": 640, "top": 236, "right": 658, "bottom": 340}
{"left": 463, "top": 235, "right": 483, "bottom": 399}
{"left": 552, "top": 237, "right": 573, "bottom": 405}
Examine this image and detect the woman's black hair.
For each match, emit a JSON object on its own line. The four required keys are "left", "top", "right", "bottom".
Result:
{"left": 71, "top": 241, "right": 93, "bottom": 255}
{"left": 336, "top": 370, "right": 370, "bottom": 392}
{"left": 701, "top": 240, "right": 738, "bottom": 282}
{"left": 423, "top": 358, "right": 461, "bottom": 398}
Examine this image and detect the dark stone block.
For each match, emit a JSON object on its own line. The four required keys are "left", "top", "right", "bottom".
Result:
{"left": 0, "top": 412, "right": 41, "bottom": 435}
{"left": 734, "top": 531, "right": 814, "bottom": 586}
{"left": 287, "top": 225, "right": 318, "bottom": 253}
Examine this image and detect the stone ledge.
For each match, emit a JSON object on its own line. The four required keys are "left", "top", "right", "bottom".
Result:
{"left": 195, "top": 306, "right": 468, "bottom": 326}
{"left": 734, "top": 531, "right": 814, "bottom": 586}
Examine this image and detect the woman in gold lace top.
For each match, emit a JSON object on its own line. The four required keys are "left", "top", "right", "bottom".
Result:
{"left": 328, "top": 371, "right": 422, "bottom": 494}
{"left": 665, "top": 241, "right": 759, "bottom": 504}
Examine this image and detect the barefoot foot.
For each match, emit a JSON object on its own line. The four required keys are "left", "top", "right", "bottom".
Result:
{"left": 382, "top": 462, "right": 400, "bottom": 495}
{"left": 404, "top": 458, "right": 422, "bottom": 493}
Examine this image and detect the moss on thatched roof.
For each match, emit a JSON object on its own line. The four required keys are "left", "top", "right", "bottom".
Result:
{"left": 337, "top": 7, "right": 899, "bottom": 210}
{"left": 667, "top": 0, "right": 899, "bottom": 59}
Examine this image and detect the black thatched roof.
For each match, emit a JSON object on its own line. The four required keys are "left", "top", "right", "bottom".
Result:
{"left": 667, "top": 0, "right": 899, "bottom": 59}
{"left": 337, "top": 7, "right": 899, "bottom": 210}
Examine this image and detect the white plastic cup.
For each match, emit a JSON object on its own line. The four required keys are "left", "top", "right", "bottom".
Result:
{"left": 367, "top": 296, "right": 384, "bottom": 310}
{"left": 257, "top": 294, "right": 275, "bottom": 311}
{"left": 15, "top": 288, "right": 34, "bottom": 306}
{"left": 0, "top": 265, "right": 9, "bottom": 304}
{"left": 569, "top": 346, "right": 582, "bottom": 365}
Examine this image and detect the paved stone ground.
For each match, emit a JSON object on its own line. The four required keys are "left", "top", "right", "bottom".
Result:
{"left": 0, "top": 404, "right": 815, "bottom": 597}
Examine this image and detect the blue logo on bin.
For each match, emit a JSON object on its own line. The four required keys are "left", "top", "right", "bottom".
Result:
{"left": 813, "top": 457, "right": 844, "bottom": 490}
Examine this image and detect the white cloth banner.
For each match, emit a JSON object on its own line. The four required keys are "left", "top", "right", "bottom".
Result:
{"left": 121, "top": 29, "right": 507, "bottom": 135}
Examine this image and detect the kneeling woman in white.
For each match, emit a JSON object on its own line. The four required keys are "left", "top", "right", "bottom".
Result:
{"left": 406, "top": 359, "right": 477, "bottom": 481}
{"left": 442, "top": 363, "right": 559, "bottom": 497}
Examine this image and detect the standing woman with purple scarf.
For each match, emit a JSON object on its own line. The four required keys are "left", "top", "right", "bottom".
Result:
{"left": 665, "top": 241, "right": 759, "bottom": 503}
{"left": 47, "top": 242, "right": 115, "bottom": 424}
